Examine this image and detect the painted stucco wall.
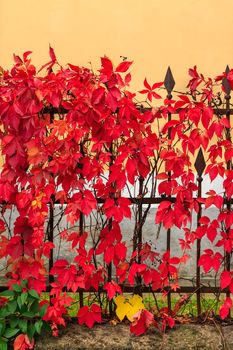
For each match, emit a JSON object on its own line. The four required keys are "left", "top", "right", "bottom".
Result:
{"left": 0, "top": 0, "right": 233, "bottom": 90}
{"left": 0, "top": 1, "right": 231, "bottom": 279}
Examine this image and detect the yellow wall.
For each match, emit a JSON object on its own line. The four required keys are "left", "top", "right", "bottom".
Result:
{"left": 0, "top": 0, "right": 233, "bottom": 91}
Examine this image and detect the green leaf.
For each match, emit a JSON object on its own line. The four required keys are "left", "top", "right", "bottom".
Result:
{"left": 9, "top": 318, "right": 18, "bottom": 329}
{"left": 4, "top": 327, "right": 19, "bottom": 338}
{"left": 21, "top": 311, "right": 34, "bottom": 318}
{"left": 18, "top": 319, "right": 27, "bottom": 333}
{"left": 30, "top": 300, "right": 39, "bottom": 314}
{"left": 17, "top": 295, "right": 22, "bottom": 309}
{"left": 39, "top": 303, "right": 48, "bottom": 317}
{"left": 0, "top": 290, "right": 14, "bottom": 297}
{"left": 12, "top": 284, "right": 22, "bottom": 293}
{"left": 0, "top": 338, "right": 7, "bottom": 350}
{"left": 21, "top": 292, "right": 28, "bottom": 305}
{"left": 28, "top": 289, "right": 39, "bottom": 299}
{"left": 0, "top": 308, "right": 8, "bottom": 318}
{"left": 0, "top": 321, "right": 5, "bottom": 336}
{"left": 7, "top": 300, "right": 17, "bottom": 314}
{"left": 35, "top": 320, "right": 43, "bottom": 335}
{"left": 27, "top": 323, "right": 35, "bottom": 342}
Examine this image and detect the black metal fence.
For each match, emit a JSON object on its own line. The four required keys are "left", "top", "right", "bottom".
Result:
{"left": 1, "top": 65, "right": 232, "bottom": 317}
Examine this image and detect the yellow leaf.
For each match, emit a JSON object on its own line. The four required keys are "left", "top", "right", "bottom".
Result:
{"left": 115, "top": 294, "right": 145, "bottom": 322}
{"left": 115, "top": 295, "right": 130, "bottom": 321}
{"left": 130, "top": 294, "right": 145, "bottom": 309}
{"left": 115, "top": 295, "right": 125, "bottom": 306}
{"left": 116, "top": 301, "right": 131, "bottom": 322}
{"left": 126, "top": 295, "right": 145, "bottom": 321}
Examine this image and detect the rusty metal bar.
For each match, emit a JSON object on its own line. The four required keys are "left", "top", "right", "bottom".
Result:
{"left": 0, "top": 284, "right": 224, "bottom": 294}
{"left": 107, "top": 142, "right": 114, "bottom": 316}
{"left": 135, "top": 176, "right": 144, "bottom": 296}
{"left": 41, "top": 106, "right": 233, "bottom": 116}
{"left": 48, "top": 199, "right": 54, "bottom": 285}
{"left": 1, "top": 196, "right": 232, "bottom": 207}
{"left": 78, "top": 141, "right": 86, "bottom": 308}
{"left": 196, "top": 176, "right": 202, "bottom": 316}
{"left": 164, "top": 66, "right": 175, "bottom": 313}
{"left": 48, "top": 111, "right": 55, "bottom": 286}
{"left": 79, "top": 212, "right": 84, "bottom": 308}
{"left": 194, "top": 148, "right": 206, "bottom": 316}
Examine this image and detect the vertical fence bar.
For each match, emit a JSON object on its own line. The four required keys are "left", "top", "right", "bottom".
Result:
{"left": 48, "top": 196, "right": 55, "bottom": 285}
{"left": 164, "top": 67, "right": 175, "bottom": 313}
{"left": 137, "top": 176, "right": 144, "bottom": 260}
{"left": 194, "top": 148, "right": 206, "bottom": 317}
{"left": 107, "top": 218, "right": 113, "bottom": 315}
{"left": 136, "top": 175, "right": 144, "bottom": 296}
{"left": 223, "top": 66, "right": 232, "bottom": 306}
{"left": 78, "top": 141, "right": 86, "bottom": 307}
{"left": 48, "top": 111, "right": 55, "bottom": 286}
{"left": 107, "top": 142, "right": 114, "bottom": 316}
{"left": 79, "top": 212, "right": 84, "bottom": 308}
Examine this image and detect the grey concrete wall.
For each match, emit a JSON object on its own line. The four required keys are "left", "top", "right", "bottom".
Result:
{"left": 0, "top": 174, "right": 226, "bottom": 286}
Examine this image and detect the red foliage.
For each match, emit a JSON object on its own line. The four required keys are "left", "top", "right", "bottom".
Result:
{"left": 0, "top": 49, "right": 232, "bottom": 344}
{"left": 77, "top": 304, "right": 102, "bottom": 328}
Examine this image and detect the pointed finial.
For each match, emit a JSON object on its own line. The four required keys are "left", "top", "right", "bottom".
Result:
{"left": 222, "top": 65, "right": 231, "bottom": 96}
{"left": 194, "top": 148, "right": 206, "bottom": 177}
{"left": 164, "top": 66, "right": 175, "bottom": 96}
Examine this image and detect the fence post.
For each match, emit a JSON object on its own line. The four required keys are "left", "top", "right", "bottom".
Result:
{"left": 194, "top": 148, "right": 206, "bottom": 316}
{"left": 107, "top": 142, "right": 114, "bottom": 316}
{"left": 223, "top": 65, "right": 232, "bottom": 308}
{"left": 136, "top": 175, "right": 144, "bottom": 296}
{"left": 164, "top": 66, "right": 175, "bottom": 313}
{"left": 79, "top": 212, "right": 84, "bottom": 308}
{"left": 48, "top": 111, "right": 55, "bottom": 286}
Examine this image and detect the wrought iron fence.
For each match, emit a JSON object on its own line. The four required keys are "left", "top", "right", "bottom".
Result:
{"left": 0, "top": 65, "right": 232, "bottom": 317}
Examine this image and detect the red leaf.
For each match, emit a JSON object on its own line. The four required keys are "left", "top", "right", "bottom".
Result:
{"left": 101, "top": 56, "right": 113, "bottom": 71}
{"left": 49, "top": 45, "right": 57, "bottom": 62}
{"left": 104, "top": 245, "right": 115, "bottom": 264}
{"left": 220, "top": 271, "right": 231, "bottom": 290}
{"left": 6, "top": 236, "right": 23, "bottom": 259}
{"left": 220, "top": 305, "right": 229, "bottom": 320}
{"left": 143, "top": 78, "right": 151, "bottom": 90}
{"left": 116, "top": 61, "right": 133, "bottom": 73}
{"left": 114, "top": 242, "right": 127, "bottom": 261}
{"left": 0, "top": 219, "right": 5, "bottom": 233}
{"left": 202, "top": 107, "right": 213, "bottom": 129}
{"left": 198, "top": 254, "right": 212, "bottom": 273}
{"left": 77, "top": 304, "right": 102, "bottom": 328}
{"left": 220, "top": 118, "right": 231, "bottom": 128}
{"left": 130, "top": 309, "right": 154, "bottom": 336}
{"left": 104, "top": 280, "right": 122, "bottom": 300}
{"left": 219, "top": 298, "right": 232, "bottom": 320}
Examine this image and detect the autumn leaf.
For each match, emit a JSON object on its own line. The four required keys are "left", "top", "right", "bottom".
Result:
{"left": 115, "top": 294, "right": 145, "bottom": 322}
{"left": 77, "top": 304, "right": 102, "bottom": 328}
{"left": 139, "top": 78, "right": 163, "bottom": 101}
{"left": 130, "top": 309, "right": 154, "bottom": 336}
{"left": 220, "top": 297, "right": 232, "bottom": 319}
{"left": 116, "top": 61, "right": 133, "bottom": 73}
{"left": 104, "top": 280, "right": 122, "bottom": 300}
{"left": 220, "top": 271, "right": 232, "bottom": 290}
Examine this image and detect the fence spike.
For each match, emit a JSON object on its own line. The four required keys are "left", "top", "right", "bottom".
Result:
{"left": 222, "top": 65, "right": 231, "bottom": 95}
{"left": 194, "top": 148, "right": 206, "bottom": 177}
{"left": 164, "top": 66, "right": 175, "bottom": 95}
